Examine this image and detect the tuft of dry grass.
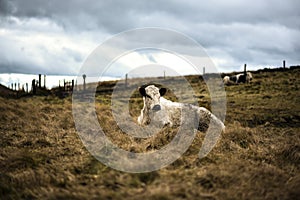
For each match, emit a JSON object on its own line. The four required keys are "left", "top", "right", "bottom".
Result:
{"left": 0, "top": 67, "right": 299, "bottom": 199}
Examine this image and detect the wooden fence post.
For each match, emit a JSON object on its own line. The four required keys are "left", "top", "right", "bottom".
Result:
{"left": 26, "top": 83, "right": 28, "bottom": 93}
{"left": 72, "top": 79, "right": 74, "bottom": 91}
{"left": 44, "top": 75, "right": 46, "bottom": 88}
{"left": 125, "top": 73, "right": 128, "bottom": 87}
{"left": 244, "top": 64, "right": 247, "bottom": 83}
{"left": 32, "top": 79, "right": 36, "bottom": 94}
{"left": 203, "top": 67, "right": 205, "bottom": 75}
{"left": 83, "top": 74, "right": 86, "bottom": 91}
{"left": 64, "top": 79, "right": 66, "bottom": 91}
{"left": 38, "top": 74, "right": 41, "bottom": 88}
{"left": 283, "top": 60, "right": 286, "bottom": 69}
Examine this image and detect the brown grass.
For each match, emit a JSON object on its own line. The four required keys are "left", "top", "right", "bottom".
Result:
{"left": 0, "top": 68, "right": 299, "bottom": 199}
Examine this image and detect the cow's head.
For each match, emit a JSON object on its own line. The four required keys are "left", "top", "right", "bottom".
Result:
{"left": 247, "top": 72, "right": 253, "bottom": 82}
{"left": 139, "top": 85, "right": 167, "bottom": 111}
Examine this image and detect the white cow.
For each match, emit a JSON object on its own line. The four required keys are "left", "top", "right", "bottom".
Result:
{"left": 137, "top": 85, "right": 225, "bottom": 133}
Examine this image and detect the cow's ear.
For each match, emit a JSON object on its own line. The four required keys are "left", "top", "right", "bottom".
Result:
{"left": 139, "top": 87, "right": 147, "bottom": 96}
{"left": 159, "top": 88, "right": 167, "bottom": 96}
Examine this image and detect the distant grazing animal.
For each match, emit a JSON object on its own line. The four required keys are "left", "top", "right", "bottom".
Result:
{"left": 137, "top": 85, "right": 225, "bottom": 133}
{"left": 223, "top": 76, "right": 231, "bottom": 85}
{"left": 223, "top": 72, "right": 253, "bottom": 85}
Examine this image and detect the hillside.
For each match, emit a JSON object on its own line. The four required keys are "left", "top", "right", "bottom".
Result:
{"left": 0, "top": 67, "right": 299, "bottom": 199}
{"left": 0, "top": 84, "right": 16, "bottom": 98}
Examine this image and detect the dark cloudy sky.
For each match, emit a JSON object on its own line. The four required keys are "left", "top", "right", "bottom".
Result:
{"left": 0, "top": 0, "right": 299, "bottom": 75}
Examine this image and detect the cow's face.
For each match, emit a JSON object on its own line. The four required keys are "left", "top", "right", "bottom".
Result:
{"left": 247, "top": 72, "right": 253, "bottom": 82}
{"left": 139, "top": 85, "right": 167, "bottom": 111}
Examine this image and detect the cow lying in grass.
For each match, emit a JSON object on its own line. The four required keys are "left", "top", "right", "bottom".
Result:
{"left": 223, "top": 72, "right": 253, "bottom": 85}
{"left": 137, "top": 85, "right": 225, "bottom": 133}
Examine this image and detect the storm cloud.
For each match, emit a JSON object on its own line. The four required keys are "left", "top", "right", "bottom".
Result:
{"left": 0, "top": 0, "right": 299, "bottom": 75}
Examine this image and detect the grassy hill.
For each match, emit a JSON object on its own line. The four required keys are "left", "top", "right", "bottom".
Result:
{"left": 0, "top": 67, "right": 299, "bottom": 199}
{"left": 0, "top": 84, "right": 16, "bottom": 98}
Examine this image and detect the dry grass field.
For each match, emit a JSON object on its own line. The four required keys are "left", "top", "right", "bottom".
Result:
{"left": 0, "top": 67, "right": 299, "bottom": 199}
